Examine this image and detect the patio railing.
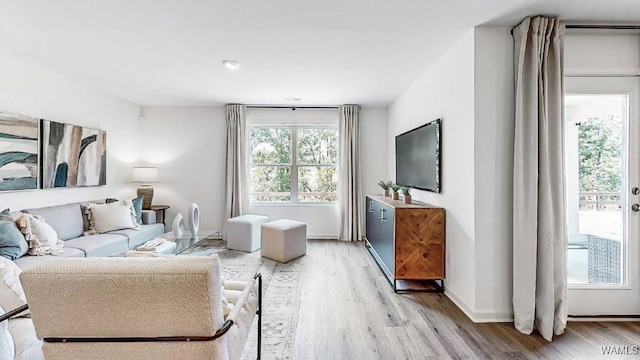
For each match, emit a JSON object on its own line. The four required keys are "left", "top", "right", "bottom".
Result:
{"left": 579, "top": 191, "right": 621, "bottom": 210}
{"left": 250, "top": 191, "right": 337, "bottom": 202}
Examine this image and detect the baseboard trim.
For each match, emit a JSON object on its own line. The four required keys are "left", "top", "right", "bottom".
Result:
{"left": 445, "top": 289, "right": 514, "bottom": 323}
{"left": 472, "top": 310, "right": 514, "bottom": 323}
{"left": 307, "top": 235, "right": 338, "bottom": 240}
{"left": 444, "top": 289, "right": 476, "bottom": 321}
{"left": 568, "top": 315, "right": 640, "bottom": 322}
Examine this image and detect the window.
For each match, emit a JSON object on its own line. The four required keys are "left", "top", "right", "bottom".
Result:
{"left": 249, "top": 126, "right": 338, "bottom": 203}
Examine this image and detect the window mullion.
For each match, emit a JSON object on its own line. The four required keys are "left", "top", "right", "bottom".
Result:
{"left": 291, "top": 127, "right": 298, "bottom": 202}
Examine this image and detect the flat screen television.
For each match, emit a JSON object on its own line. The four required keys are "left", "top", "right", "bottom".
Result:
{"left": 395, "top": 119, "right": 441, "bottom": 193}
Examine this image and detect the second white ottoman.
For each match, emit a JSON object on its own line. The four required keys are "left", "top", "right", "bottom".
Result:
{"left": 261, "top": 219, "right": 307, "bottom": 263}
{"left": 226, "top": 214, "right": 270, "bottom": 252}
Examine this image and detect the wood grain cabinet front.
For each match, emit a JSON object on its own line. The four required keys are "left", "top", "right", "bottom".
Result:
{"left": 364, "top": 195, "right": 445, "bottom": 292}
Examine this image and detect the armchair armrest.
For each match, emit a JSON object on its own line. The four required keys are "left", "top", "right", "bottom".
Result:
{"left": 141, "top": 210, "right": 156, "bottom": 224}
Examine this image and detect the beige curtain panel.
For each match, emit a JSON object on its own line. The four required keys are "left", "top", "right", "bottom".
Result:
{"left": 512, "top": 16, "right": 568, "bottom": 341}
{"left": 224, "top": 104, "right": 247, "bottom": 220}
{"left": 338, "top": 105, "right": 363, "bottom": 241}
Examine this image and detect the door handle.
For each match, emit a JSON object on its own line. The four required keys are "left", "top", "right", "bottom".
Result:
{"left": 379, "top": 208, "right": 386, "bottom": 221}
{"left": 367, "top": 202, "right": 373, "bottom": 213}
{"left": 632, "top": 204, "right": 640, "bottom": 212}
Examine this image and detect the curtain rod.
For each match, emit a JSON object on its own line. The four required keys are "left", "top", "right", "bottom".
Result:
{"left": 511, "top": 24, "right": 640, "bottom": 35}
{"left": 245, "top": 105, "right": 339, "bottom": 110}
{"left": 565, "top": 24, "right": 640, "bottom": 30}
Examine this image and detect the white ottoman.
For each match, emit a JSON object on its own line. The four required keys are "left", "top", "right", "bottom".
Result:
{"left": 261, "top": 219, "right": 307, "bottom": 263}
{"left": 226, "top": 214, "right": 270, "bottom": 252}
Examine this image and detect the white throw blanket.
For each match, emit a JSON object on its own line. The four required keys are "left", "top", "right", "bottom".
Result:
{"left": 220, "top": 279, "right": 248, "bottom": 317}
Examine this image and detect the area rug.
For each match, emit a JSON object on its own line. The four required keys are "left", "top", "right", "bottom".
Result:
{"left": 181, "top": 239, "right": 304, "bottom": 359}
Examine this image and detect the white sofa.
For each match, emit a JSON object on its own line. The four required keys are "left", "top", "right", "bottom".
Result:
{"left": 10, "top": 200, "right": 165, "bottom": 270}
{"left": 2, "top": 256, "right": 261, "bottom": 360}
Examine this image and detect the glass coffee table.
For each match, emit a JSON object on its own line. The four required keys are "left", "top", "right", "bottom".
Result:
{"left": 124, "top": 230, "right": 221, "bottom": 256}
{"left": 163, "top": 230, "right": 221, "bottom": 255}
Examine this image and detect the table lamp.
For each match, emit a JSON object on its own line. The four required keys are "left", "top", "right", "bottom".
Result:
{"left": 132, "top": 167, "right": 158, "bottom": 210}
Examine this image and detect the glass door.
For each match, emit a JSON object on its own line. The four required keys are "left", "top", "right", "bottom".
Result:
{"left": 565, "top": 77, "right": 640, "bottom": 315}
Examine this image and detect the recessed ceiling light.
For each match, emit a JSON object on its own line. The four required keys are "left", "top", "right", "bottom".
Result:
{"left": 285, "top": 97, "right": 302, "bottom": 101}
{"left": 222, "top": 60, "right": 240, "bottom": 70}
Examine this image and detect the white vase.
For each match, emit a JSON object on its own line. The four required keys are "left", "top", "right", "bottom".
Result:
{"left": 188, "top": 203, "right": 200, "bottom": 235}
{"left": 172, "top": 213, "right": 184, "bottom": 239}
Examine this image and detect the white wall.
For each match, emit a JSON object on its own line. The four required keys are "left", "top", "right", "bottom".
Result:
{"left": 360, "top": 107, "right": 389, "bottom": 196}
{"left": 140, "top": 106, "right": 226, "bottom": 232}
{"left": 388, "top": 29, "right": 476, "bottom": 312}
{"left": 0, "top": 49, "right": 142, "bottom": 211}
{"left": 141, "top": 106, "right": 388, "bottom": 237}
{"left": 473, "top": 27, "right": 514, "bottom": 321}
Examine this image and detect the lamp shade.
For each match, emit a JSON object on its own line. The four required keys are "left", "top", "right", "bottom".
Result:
{"left": 132, "top": 167, "right": 159, "bottom": 183}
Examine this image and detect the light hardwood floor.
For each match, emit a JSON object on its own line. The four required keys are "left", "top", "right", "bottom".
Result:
{"left": 292, "top": 240, "right": 640, "bottom": 360}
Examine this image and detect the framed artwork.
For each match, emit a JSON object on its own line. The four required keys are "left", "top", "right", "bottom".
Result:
{"left": 0, "top": 111, "right": 39, "bottom": 191}
{"left": 41, "top": 120, "right": 106, "bottom": 188}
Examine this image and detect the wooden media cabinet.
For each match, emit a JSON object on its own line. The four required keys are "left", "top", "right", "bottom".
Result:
{"left": 365, "top": 195, "right": 445, "bottom": 292}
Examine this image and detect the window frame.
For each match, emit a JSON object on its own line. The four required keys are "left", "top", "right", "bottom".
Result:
{"left": 248, "top": 124, "right": 338, "bottom": 205}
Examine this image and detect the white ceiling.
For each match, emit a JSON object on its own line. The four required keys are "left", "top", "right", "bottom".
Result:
{"left": 0, "top": 0, "right": 638, "bottom": 106}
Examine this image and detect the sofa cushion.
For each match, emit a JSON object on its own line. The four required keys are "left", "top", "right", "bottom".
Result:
{"left": 0, "top": 209, "right": 28, "bottom": 260}
{"left": 110, "top": 223, "right": 165, "bottom": 249}
{"left": 25, "top": 203, "right": 84, "bottom": 241}
{"left": 63, "top": 234, "right": 128, "bottom": 257}
{"left": 13, "top": 248, "right": 85, "bottom": 270}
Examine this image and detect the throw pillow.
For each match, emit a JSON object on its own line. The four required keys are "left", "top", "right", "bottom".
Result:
{"left": 0, "top": 209, "right": 28, "bottom": 260}
{"left": 80, "top": 201, "right": 100, "bottom": 232}
{"left": 131, "top": 196, "right": 144, "bottom": 225}
{"left": 107, "top": 197, "right": 143, "bottom": 224}
{"left": 0, "top": 306, "right": 15, "bottom": 359}
{"left": 16, "top": 213, "right": 64, "bottom": 256}
{"left": 0, "top": 257, "right": 29, "bottom": 318}
{"left": 0, "top": 209, "right": 13, "bottom": 223}
{"left": 85, "top": 200, "right": 140, "bottom": 234}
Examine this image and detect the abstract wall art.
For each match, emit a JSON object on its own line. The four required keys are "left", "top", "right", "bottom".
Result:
{"left": 42, "top": 120, "right": 106, "bottom": 188}
{"left": 0, "top": 111, "right": 39, "bottom": 191}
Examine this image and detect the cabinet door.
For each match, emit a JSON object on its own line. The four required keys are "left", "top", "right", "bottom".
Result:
{"left": 365, "top": 197, "right": 379, "bottom": 246}
{"left": 378, "top": 203, "right": 395, "bottom": 274}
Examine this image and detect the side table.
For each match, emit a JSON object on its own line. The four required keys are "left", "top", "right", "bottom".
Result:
{"left": 150, "top": 205, "right": 170, "bottom": 225}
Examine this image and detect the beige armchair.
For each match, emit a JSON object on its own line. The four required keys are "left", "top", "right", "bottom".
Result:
{"left": 17, "top": 256, "right": 261, "bottom": 360}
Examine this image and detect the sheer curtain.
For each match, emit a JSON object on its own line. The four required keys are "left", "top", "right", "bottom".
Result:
{"left": 338, "top": 105, "right": 363, "bottom": 241}
{"left": 512, "top": 16, "right": 567, "bottom": 341}
{"left": 224, "top": 104, "right": 247, "bottom": 219}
